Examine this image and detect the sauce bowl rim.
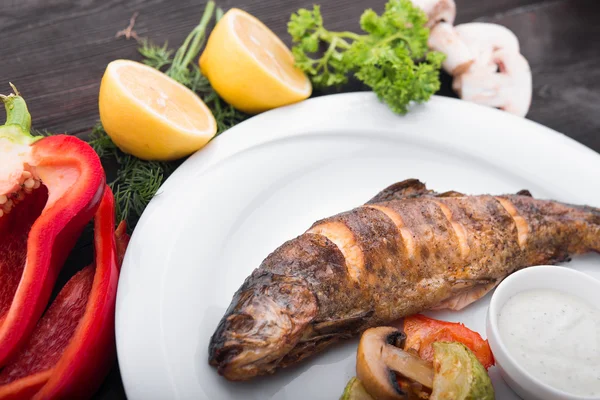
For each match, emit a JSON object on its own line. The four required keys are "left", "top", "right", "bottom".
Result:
{"left": 487, "top": 265, "right": 600, "bottom": 400}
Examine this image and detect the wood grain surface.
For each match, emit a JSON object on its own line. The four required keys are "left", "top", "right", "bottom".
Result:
{"left": 1, "top": 0, "right": 599, "bottom": 398}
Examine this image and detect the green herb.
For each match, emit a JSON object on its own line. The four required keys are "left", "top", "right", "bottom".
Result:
{"left": 166, "top": 0, "right": 215, "bottom": 85}
{"left": 89, "top": 124, "right": 179, "bottom": 225}
{"left": 31, "top": 128, "right": 53, "bottom": 137}
{"left": 288, "top": 0, "right": 444, "bottom": 114}
{"left": 87, "top": 123, "right": 117, "bottom": 157}
{"left": 138, "top": 40, "right": 173, "bottom": 71}
{"left": 92, "top": 1, "right": 247, "bottom": 228}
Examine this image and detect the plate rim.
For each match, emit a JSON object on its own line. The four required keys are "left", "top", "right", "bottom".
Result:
{"left": 115, "top": 92, "right": 600, "bottom": 399}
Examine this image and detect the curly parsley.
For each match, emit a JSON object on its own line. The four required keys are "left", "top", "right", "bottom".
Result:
{"left": 288, "top": 0, "right": 444, "bottom": 114}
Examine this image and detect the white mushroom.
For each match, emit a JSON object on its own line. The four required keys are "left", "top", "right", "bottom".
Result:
{"left": 454, "top": 22, "right": 521, "bottom": 75}
{"left": 455, "top": 22, "right": 520, "bottom": 57}
{"left": 452, "top": 48, "right": 532, "bottom": 117}
{"left": 356, "top": 327, "right": 434, "bottom": 400}
{"left": 411, "top": 0, "right": 456, "bottom": 27}
{"left": 428, "top": 22, "right": 474, "bottom": 75}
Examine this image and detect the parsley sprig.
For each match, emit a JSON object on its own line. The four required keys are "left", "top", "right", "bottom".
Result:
{"left": 288, "top": 0, "right": 445, "bottom": 114}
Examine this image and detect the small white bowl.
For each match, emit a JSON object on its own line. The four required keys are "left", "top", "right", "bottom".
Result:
{"left": 487, "top": 265, "right": 600, "bottom": 400}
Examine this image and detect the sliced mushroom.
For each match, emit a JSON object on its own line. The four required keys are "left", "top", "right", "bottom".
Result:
{"left": 453, "top": 48, "right": 532, "bottom": 117}
{"left": 428, "top": 22, "right": 474, "bottom": 75}
{"left": 356, "top": 327, "right": 434, "bottom": 400}
{"left": 411, "top": 0, "right": 456, "bottom": 27}
{"left": 454, "top": 22, "right": 521, "bottom": 75}
{"left": 455, "top": 22, "right": 520, "bottom": 57}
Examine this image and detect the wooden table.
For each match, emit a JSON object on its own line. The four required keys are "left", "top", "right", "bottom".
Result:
{"left": 2, "top": 0, "right": 599, "bottom": 398}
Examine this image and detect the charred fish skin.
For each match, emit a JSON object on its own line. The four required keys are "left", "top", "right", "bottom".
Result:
{"left": 208, "top": 270, "right": 317, "bottom": 380}
{"left": 208, "top": 179, "right": 600, "bottom": 381}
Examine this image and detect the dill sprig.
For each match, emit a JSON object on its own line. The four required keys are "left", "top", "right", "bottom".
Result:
{"left": 111, "top": 154, "right": 176, "bottom": 225}
{"left": 91, "top": 1, "right": 248, "bottom": 228}
{"left": 89, "top": 125, "right": 179, "bottom": 225}
{"left": 166, "top": 0, "right": 215, "bottom": 84}
{"left": 31, "top": 128, "right": 53, "bottom": 137}
{"left": 87, "top": 123, "right": 117, "bottom": 157}
{"left": 138, "top": 40, "right": 173, "bottom": 71}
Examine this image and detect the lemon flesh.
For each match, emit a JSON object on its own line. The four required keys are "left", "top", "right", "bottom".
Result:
{"left": 199, "top": 8, "right": 311, "bottom": 114}
{"left": 99, "top": 59, "right": 217, "bottom": 161}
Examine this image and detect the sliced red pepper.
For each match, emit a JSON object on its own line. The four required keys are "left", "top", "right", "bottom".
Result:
{"left": 114, "top": 220, "right": 130, "bottom": 269}
{"left": 0, "top": 186, "right": 127, "bottom": 399}
{"left": 403, "top": 314, "right": 495, "bottom": 370}
{"left": 0, "top": 88, "right": 105, "bottom": 367}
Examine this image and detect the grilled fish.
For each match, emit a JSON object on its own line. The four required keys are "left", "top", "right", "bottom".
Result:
{"left": 208, "top": 179, "right": 600, "bottom": 381}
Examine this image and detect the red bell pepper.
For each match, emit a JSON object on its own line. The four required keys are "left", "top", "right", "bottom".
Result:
{"left": 115, "top": 220, "right": 130, "bottom": 268}
{"left": 0, "top": 88, "right": 105, "bottom": 368}
{"left": 0, "top": 186, "right": 127, "bottom": 399}
{"left": 403, "top": 314, "right": 495, "bottom": 370}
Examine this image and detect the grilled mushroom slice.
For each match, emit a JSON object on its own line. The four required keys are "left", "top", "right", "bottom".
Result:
{"left": 356, "top": 327, "right": 434, "bottom": 400}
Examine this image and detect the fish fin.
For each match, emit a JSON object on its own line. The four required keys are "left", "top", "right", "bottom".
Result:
{"left": 311, "top": 310, "right": 374, "bottom": 335}
{"left": 431, "top": 279, "right": 500, "bottom": 311}
{"left": 367, "top": 179, "right": 432, "bottom": 204}
{"left": 436, "top": 190, "right": 465, "bottom": 197}
{"left": 517, "top": 189, "right": 533, "bottom": 197}
{"left": 582, "top": 205, "right": 600, "bottom": 225}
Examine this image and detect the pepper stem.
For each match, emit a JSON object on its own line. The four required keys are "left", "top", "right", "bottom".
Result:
{"left": 0, "top": 84, "right": 40, "bottom": 144}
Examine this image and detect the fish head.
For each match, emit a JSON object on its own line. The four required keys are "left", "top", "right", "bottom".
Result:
{"left": 208, "top": 272, "right": 317, "bottom": 380}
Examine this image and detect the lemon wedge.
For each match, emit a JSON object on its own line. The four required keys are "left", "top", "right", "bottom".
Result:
{"left": 199, "top": 8, "right": 312, "bottom": 114}
{"left": 99, "top": 59, "right": 217, "bottom": 161}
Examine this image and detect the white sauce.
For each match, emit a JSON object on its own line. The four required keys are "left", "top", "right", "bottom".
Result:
{"left": 498, "top": 289, "right": 600, "bottom": 397}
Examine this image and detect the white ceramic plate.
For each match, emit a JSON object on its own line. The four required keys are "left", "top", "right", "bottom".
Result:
{"left": 116, "top": 92, "right": 600, "bottom": 400}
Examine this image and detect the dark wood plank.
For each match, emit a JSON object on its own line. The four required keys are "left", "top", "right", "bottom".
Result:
{"left": 3, "top": 0, "right": 597, "bottom": 148}
{"left": 1, "top": 0, "right": 599, "bottom": 399}
{"left": 485, "top": 0, "right": 600, "bottom": 149}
